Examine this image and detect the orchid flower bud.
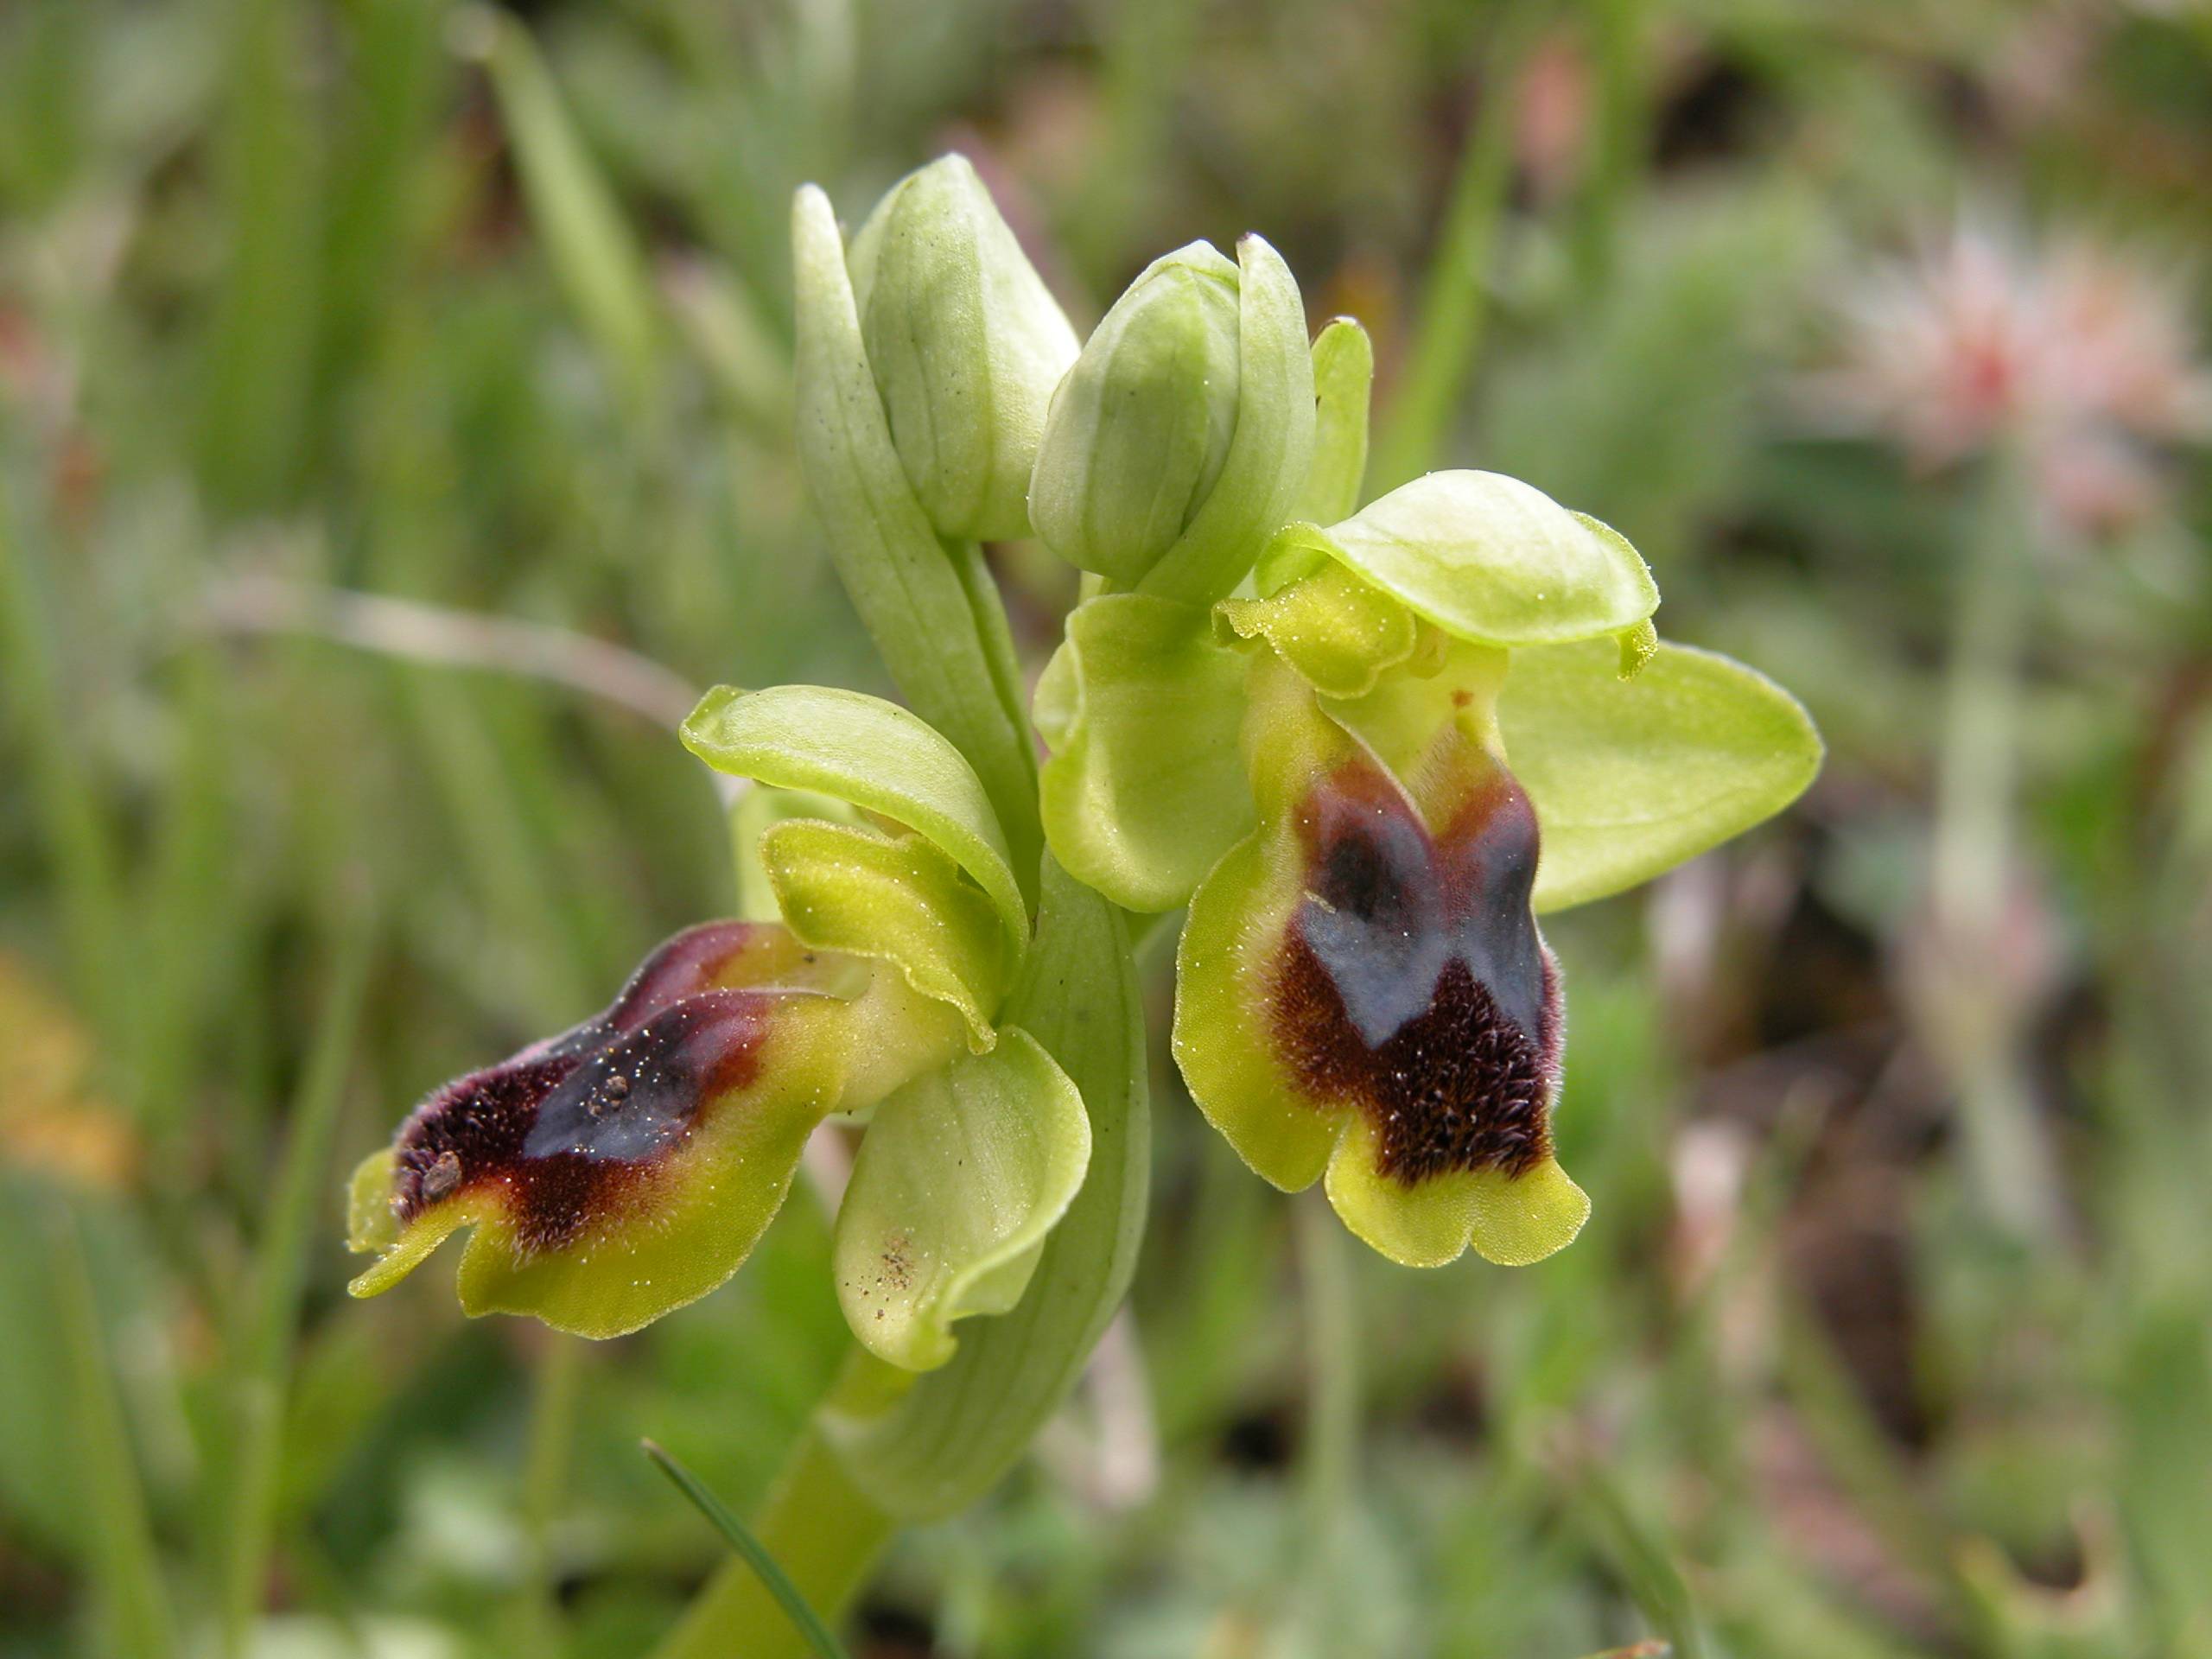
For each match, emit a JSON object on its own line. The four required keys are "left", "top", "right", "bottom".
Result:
{"left": 846, "top": 156, "right": 1080, "bottom": 543}
{"left": 1029, "top": 235, "right": 1315, "bottom": 600}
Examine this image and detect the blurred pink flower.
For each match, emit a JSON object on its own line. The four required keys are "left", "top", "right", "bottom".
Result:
{"left": 1801, "top": 223, "right": 2212, "bottom": 536}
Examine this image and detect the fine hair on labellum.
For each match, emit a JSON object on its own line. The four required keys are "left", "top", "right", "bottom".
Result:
{"left": 1269, "top": 750, "right": 1563, "bottom": 1186}
{"left": 390, "top": 922, "right": 779, "bottom": 1253}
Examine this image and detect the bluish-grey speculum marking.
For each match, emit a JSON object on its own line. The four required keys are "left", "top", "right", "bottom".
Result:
{"left": 391, "top": 922, "right": 773, "bottom": 1252}
{"left": 1271, "top": 752, "right": 1562, "bottom": 1185}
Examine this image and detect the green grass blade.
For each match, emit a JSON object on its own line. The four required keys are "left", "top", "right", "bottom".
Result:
{"left": 461, "top": 4, "right": 661, "bottom": 411}
{"left": 1569, "top": 1460, "right": 1707, "bottom": 1659}
{"left": 218, "top": 901, "right": 372, "bottom": 1657}
{"left": 0, "top": 476, "right": 124, "bottom": 1034}
{"left": 643, "top": 1440, "right": 855, "bottom": 1659}
{"left": 1370, "top": 20, "right": 1531, "bottom": 494}
{"left": 50, "top": 1201, "right": 177, "bottom": 1659}
{"left": 197, "top": 0, "right": 323, "bottom": 512}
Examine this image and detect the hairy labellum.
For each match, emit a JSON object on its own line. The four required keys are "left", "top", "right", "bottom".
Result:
{"left": 346, "top": 918, "right": 964, "bottom": 1338}
{"left": 391, "top": 989, "right": 769, "bottom": 1253}
{"left": 1173, "top": 665, "right": 1588, "bottom": 1268}
{"left": 385, "top": 921, "right": 818, "bottom": 1243}
{"left": 1270, "top": 751, "right": 1561, "bottom": 1186}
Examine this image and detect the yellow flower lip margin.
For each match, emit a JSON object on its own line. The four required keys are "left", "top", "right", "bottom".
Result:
{"left": 344, "top": 920, "right": 967, "bottom": 1338}
{"left": 1173, "top": 656, "right": 1590, "bottom": 1269}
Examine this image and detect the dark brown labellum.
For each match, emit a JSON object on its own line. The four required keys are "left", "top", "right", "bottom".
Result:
{"left": 389, "top": 922, "right": 784, "bottom": 1252}
{"left": 1270, "top": 750, "right": 1562, "bottom": 1185}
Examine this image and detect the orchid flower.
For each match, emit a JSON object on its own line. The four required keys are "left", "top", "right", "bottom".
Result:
{"left": 1035, "top": 322, "right": 1821, "bottom": 1268}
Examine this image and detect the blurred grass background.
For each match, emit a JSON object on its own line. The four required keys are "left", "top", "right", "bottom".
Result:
{"left": 3, "top": 2, "right": 2211, "bottom": 1656}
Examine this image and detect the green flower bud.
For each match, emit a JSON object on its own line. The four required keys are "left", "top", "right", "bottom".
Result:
{"left": 848, "top": 155, "right": 1080, "bottom": 543}
{"left": 1031, "top": 235, "right": 1315, "bottom": 599}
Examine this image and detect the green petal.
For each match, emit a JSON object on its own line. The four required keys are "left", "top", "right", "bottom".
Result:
{"left": 823, "top": 855, "right": 1148, "bottom": 1519}
{"left": 760, "top": 818, "right": 1009, "bottom": 1051}
{"left": 1499, "top": 638, "right": 1824, "bottom": 912}
{"left": 1216, "top": 559, "right": 1419, "bottom": 700}
{"left": 834, "top": 1027, "right": 1091, "bottom": 1371}
{"left": 1136, "top": 234, "right": 1318, "bottom": 606}
{"left": 1035, "top": 594, "right": 1255, "bottom": 912}
{"left": 683, "top": 683, "right": 1029, "bottom": 967}
{"left": 1324, "top": 1119, "right": 1589, "bottom": 1267}
{"left": 1288, "top": 470, "right": 1660, "bottom": 647}
{"left": 728, "top": 786, "right": 864, "bottom": 923}
{"left": 1294, "top": 317, "right": 1373, "bottom": 524}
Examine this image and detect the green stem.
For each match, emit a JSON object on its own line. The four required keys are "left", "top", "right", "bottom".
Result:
{"left": 1930, "top": 448, "right": 2060, "bottom": 1236}
{"left": 219, "top": 906, "right": 372, "bottom": 1656}
{"left": 654, "top": 862, "right": 1146, "bottom": 1653}
{"left": 51, "top": 1201, "right": 178, "bottom": 1659}
{"left": 512, "top": 1335, "right": 586, "bottom": 1650}
{"left": 948, "top": 537, "right": 1046, "bottom": 880}
{"left": 1571, "top": 0, "right": 1651, "bottom": 296}
{"left": 652, "top": 1422, "right": 896, "bottom": 1659}
{"left": 1292, "top": 1193, "right": 1360, "bottom": 1653}
{"left": 0, "top": 472, "right": 125, "bottom": 1039}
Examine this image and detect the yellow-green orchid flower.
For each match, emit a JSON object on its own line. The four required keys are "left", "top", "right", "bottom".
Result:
{"left": 349, "top": 686, "right": 1090, "bottom": 1368}
{"left": 1035, "top": 328, "right": 1821, "bottom": 1268}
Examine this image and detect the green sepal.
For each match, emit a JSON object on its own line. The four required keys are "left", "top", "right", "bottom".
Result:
{"left": 1216, "top": 558, "right": 1420, "bottom": 700}
{"left": 824, "top": 855, "right": 1149, "bottom": 1518}
{"left": 760, "top": 818, "right": 1010, "bottom": 1052}
{"left": 1278, "top": 470, "right": 1660, "bottom": 647}
{"left": 1135, "top": 234, "right": 1318, "bottom": 606}
{"left": 1498, "top": 638, "right": 1824, "bottom": 912}
{"left": 683, "top": 683, "right": 1029, "bottom": 969}
{"left": 833, "top": 1027, "right": 1091, "bottom": 1371}
{"left": 1294, "top": 316, "right": 1373, "bottom": 524}
{"left": 1034, "top": 594, "right": 1254, "bottom": 912}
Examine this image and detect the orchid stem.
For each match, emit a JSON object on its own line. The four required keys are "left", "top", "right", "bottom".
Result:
{"left": 651, "top": 1421, "right": 895, "bottom": 1659}
{"left": 1294, "top": 1192, "right": 1361, "bottom": 1651}
{"left": 513, "top": 1334, "right": 585, "bottom": 1650}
